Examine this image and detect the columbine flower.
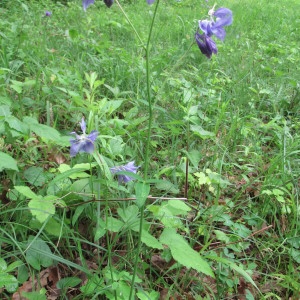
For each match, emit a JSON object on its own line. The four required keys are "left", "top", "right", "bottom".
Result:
{"left": 199, "top": 8, "right": 233, "bottom": 41}
{"left": 195, "top": 6, "right": 232, "bottom": 58}
{"left": 45, "top": 11, "right": 52, "bottom": 17}
{"left": 110, "top": 161, "right": 139, "bottom": 183}
{"left": 70, "top": 118, "right": 98, "bottom": 157}
{"left": 195, "top": 32, "right": 217, "bottom": 58}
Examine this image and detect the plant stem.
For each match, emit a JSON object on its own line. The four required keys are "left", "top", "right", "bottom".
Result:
{"left": 128, "top": 0, "right": 160, "bottom": 298}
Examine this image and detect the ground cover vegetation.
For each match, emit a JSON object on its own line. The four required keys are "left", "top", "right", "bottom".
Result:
{"left": 0, "top": 0, "right": 299, "bottom": 299}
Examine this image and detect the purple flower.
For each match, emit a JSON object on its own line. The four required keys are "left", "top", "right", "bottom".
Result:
{"left": 195, "top": 6, "right": 232, "bottom": 58}
{"left": 45, "top": 11, "right": 52, "bottom": 17}
{"left": 199, "top": 7, "right": 233, "bottom": 41}
{"left": 82, "top": 0, "right": 95, "bottom": 11}
{"left": 195, "top": 32, "right": 217, "bottom": 58}
{"left": 110, "top": 161, "right": 139, "bottom": 183}
{"left": 147, "top": 0, "right": 155, "bottom": 4}
{"left": 70, "top": 118, "right": 98, "bottom": 157}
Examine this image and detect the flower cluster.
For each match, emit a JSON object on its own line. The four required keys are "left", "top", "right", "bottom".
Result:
{"left": 195, "top": 7, "right": 232, "bottom": 58}
{"left": 70, "top": 118, "right": 138, "bottom": 183}
{"left": 70, "top": 118, "right": 99, "bottom": 157}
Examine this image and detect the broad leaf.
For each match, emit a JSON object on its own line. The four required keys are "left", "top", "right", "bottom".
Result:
{"left": 14, "top": 185, "right": 37, "bottom": 199}
{"left": 25, "top": 237, "right": 53, "bottom": 270}
{"left": 28, "top": 195, "right": 56, "bottom": 223}
{"left": 0, "top": 152, "right": 19, "bottom": 172}
{"left": 160, "top": 228, "right": 214, "bottom": 278}
{"left": 135, "top": 182, "right": 150, "bottom": 208}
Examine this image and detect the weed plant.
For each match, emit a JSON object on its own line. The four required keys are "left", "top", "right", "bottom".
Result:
{"left": 0, "top": 0, "right": 300, "bottom": 299}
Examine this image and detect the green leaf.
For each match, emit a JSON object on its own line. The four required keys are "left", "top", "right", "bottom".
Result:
{"left": 23, "top": 117, "right": 61, "bottom": 141}
{"left": 56, "top": 277, "right": 81, "bottom": 289}
{"left": 205, "top": 255, "right": 259, "bottom": 291}
{"left": 160, "top": 228, "right": 214, "bottom": 278}
{"left": 140, "top": 230, "right": 163, "bottom": 250}
{"left": 167, "top": 200, "right": 191, "bottom": 215}
{"left": 0, "top": 152, "right": 19, "bottom": 172}
{"left": 5, "top": 115, "right": 28, "bottom": 133}
{"left": 14, "top": 185, "right": 37, "bottom": 199}
{"left": 117, "top": 205, "right": 139, "bottom": 223}
{"left": 24, "top": 166, "right": 46, "bottom": 187}
{"left": 137, "top": 290, "right": 160, "bottom": 300}
{"left": 0, "top": 258, "right": 7, "bottom": 271}
{"left": 28, "top": 195, "right": 56, "bottom": 223}
{"left": 135, "top": 182, "right": 150, "bottom": 208}
{"left": 21, "top": 290, "right": 47, "bottom": 300}
{"left": 105, "top": 217, "right": 124, "bottom": 232}
{"left": 0, "top": 273, "right": 18, "bottom": 292}
{"left": 25, "top": 237, "right": 53, "bottom": 271}
{"left": 155, "top": 180, "right": 179, "bottom": 194}
{"left": 0, "top": 105, "right": 11, "bottom": 117}
{"left": 190, "top": 125, "right": 215, "bottom": 139}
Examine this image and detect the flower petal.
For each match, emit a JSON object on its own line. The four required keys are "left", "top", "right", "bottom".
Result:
{"left": 213, "top": 7, "right": 233, "bottom": 27}
{"left": 199, "top": 20, "right": 213, "bottom": 37}
{"left": 104, "top": 0, "right": 114, "bottom": 8}
{"left": 82, "top": 0, "right": 95, "bottom": 11}
{"left": 70, "top": 139, "right": 83, "bottom": 157}
{"left": 80, "top": 140, "right": 95, "bottom": 154}
{"left": 195, "top": 33, "right": 217, "bottom": 59}
{"left": 211, "top": 26, "right": 226, "bottom": 41}
{"left": 80, "top": 117, "right": 86, "bottom": 133}
{"left": 147, "top": 0, "right": 155, "bottom": 4}
{"left": 87, "top": 130, "right": 99, "bottom": 142}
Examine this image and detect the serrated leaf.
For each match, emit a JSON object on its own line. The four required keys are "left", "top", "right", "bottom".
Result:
{"left": 155, "top": 180, "right": 179, "bottom": 194}
{"left": 140, "top": 230, "right": 163, "bottom": 250}
{"left": 28, "top": 195, "right": 56, "bottom": 222}
{"left": 0, "top": 105, "right": 11, "bottom": 117}
{"left": 105, "top": 217, "right": 124, "bottom": 232}
{"left": 214, "top": 230, "right": 230, "bottom": 243}
{"left": 0, "top": 273, "right": 18, "bottom": 292}
{"left": 14, "top": 186, "right": 37, "bottom": 199}
{"left": 0, "top": 152, "right": 19, "bottom": 172}
{"left": 31, "top": 123, "right": 61, "bottom": 141}
{"left": 167, "top": 200, "right": 191, "bottom": 215}
{"left": 25, "top": 237, "right": 53, "bottom": 271}
{"left": 24, "top": 166, "right": 46, "bottom": 187}
{"left": 190, "top": 125, "right": 215, "bottom": 139}
{"left": 135, "top": 182, "right": 150, "bottom": 208}
{"left": 160, "top": 228, "right": 214, "bottom": 278}
{"left": 5, "top": 115, "right": 27, "bottom": 133}
{"left": 56, "top": 277, "right": 81, "bottom": 289}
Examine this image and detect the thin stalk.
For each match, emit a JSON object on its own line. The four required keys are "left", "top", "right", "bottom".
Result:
{"left": 115, "top": 0, "right": 144, "bottom": 47}
{"left": 129, "top": 0, "right": 160, "bottom": 298}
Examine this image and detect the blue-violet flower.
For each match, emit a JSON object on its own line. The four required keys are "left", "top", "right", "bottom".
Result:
{"left": 70, "top": 118, "right": 98, "bottom": 157}
{"left": 195, "top": 32, "right": 217, "bottom": 58}
{"left": 199, "top": 7, "right": 233, "bottom": 41}
{"left": 195, "top": 6, "right": 232, "bottom": 58}
{"left": 45, "top": 11, "right": 52, "bottom": 17}
{"left": 110, "top": 161, "right": 139, "bottom": 183}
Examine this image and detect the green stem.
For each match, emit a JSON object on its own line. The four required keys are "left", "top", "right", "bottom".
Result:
{"left": 129, "top": 1, "right": 160, "bottom": 298}
{"left": 115, "top": 0, "right": 144, "bottom": 47}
